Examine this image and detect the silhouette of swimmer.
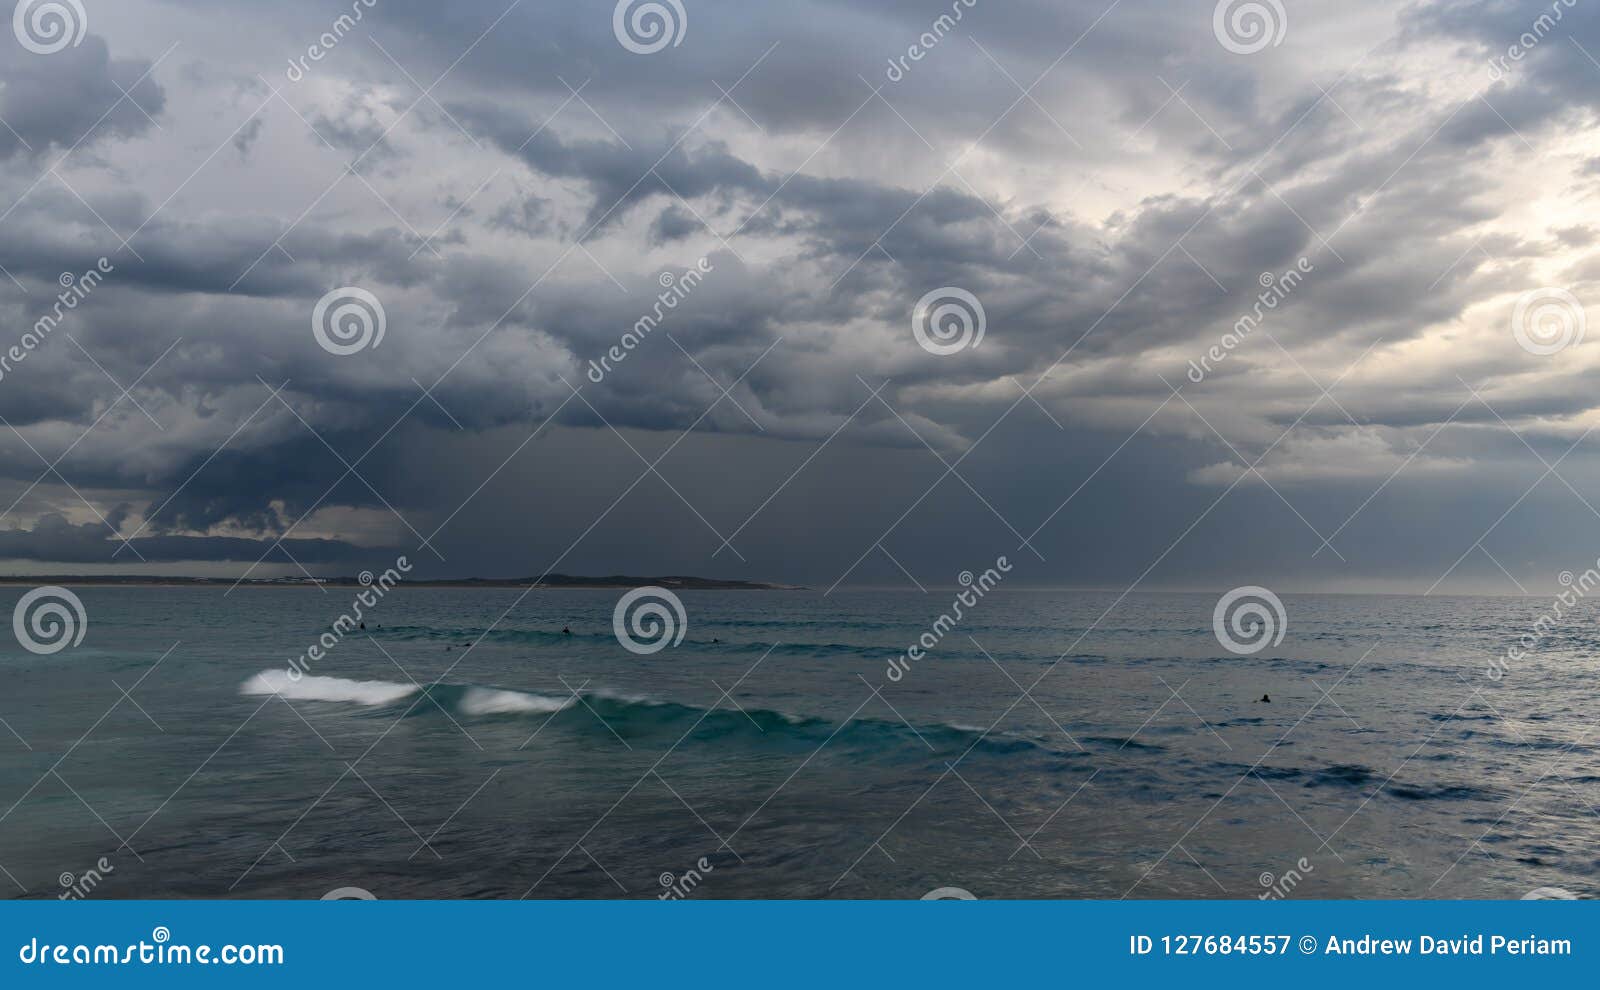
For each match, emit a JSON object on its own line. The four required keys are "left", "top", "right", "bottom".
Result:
{"left": 1258, "top": 694, "right": 1271, "bottom": 703}
{"left": 562, "top": 626, "right": 572, "bottom": 636}
{"left": 359, "top": 621, "right": 365, "bottom": 630}
{"left": 712, "top": 638, "right": 719, "bottom": 644}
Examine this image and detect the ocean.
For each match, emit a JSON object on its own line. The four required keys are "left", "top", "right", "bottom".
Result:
{"left": 0, "top": 586, "right": 1591, "bottom": 900}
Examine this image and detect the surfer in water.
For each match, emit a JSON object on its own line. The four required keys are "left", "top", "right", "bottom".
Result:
{"left": 1257, "top": 693, "right": 1270, "bottom": 703}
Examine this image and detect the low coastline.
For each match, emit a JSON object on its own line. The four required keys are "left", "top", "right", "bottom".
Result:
{"left": 0, "top": 574, "right": 803, "bottom": 591}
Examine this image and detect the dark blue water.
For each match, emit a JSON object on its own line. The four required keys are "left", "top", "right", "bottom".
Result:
{"left": 0, "top": 586, "right": 1593, "bottom": 899}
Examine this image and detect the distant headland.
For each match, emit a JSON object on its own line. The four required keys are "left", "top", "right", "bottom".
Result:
{"left": 0, "top": 574, "right": 802, "bottom": 590}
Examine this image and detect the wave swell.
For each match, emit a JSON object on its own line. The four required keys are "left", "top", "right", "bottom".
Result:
{"left": 240, "top": 670, "right": 1054, "bottom": 757}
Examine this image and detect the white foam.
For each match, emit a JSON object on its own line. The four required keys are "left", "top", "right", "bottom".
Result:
{"left": 457, "top": 687, "right": 573, "bottom": 716}
{"left": 242, "top": 670, "right": 419, "bottom": 706}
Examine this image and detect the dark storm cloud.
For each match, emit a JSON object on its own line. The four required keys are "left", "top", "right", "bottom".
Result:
{"left": 649, "top": 204, "right": 700, "bottom": 245}
{"left": 461, "top": 113, "right": 768, "bottom": 231}
{"left": 0, "top": 0, "right": 1596, "bottom": 591}
{"left": 0, "top": 34, "right": 165, "bottom": 159}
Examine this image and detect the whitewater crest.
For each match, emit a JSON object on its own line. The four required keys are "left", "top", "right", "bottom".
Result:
{"left": 235, "top": 670, "right": 1057, "bottom": 759}
{"left": 458, "top": 687, "right": 572, "bottom": 716}
{"left": 242, "top": 670, "right": 579, "bottom": 717}
{"left": 242, "top": 670, "right": 419, "bottom": 706}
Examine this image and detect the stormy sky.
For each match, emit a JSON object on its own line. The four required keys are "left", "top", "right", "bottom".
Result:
{"left": 0, "top": 0, "right": 1597, "bottom": 593}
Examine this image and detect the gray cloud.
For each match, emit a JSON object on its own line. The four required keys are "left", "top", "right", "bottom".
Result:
{"left": 0, "top": 34, "right": 166, "bottom": 159}
{"left": 0, "top": 0, "right": 1595, "bottom": 592}
{"left": 0, "top": 512, "right": 391, "bottom": 564}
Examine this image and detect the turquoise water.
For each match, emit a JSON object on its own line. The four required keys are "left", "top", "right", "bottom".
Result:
{"left": 0, "top": 586, "right": 1593, "bottom": 899}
